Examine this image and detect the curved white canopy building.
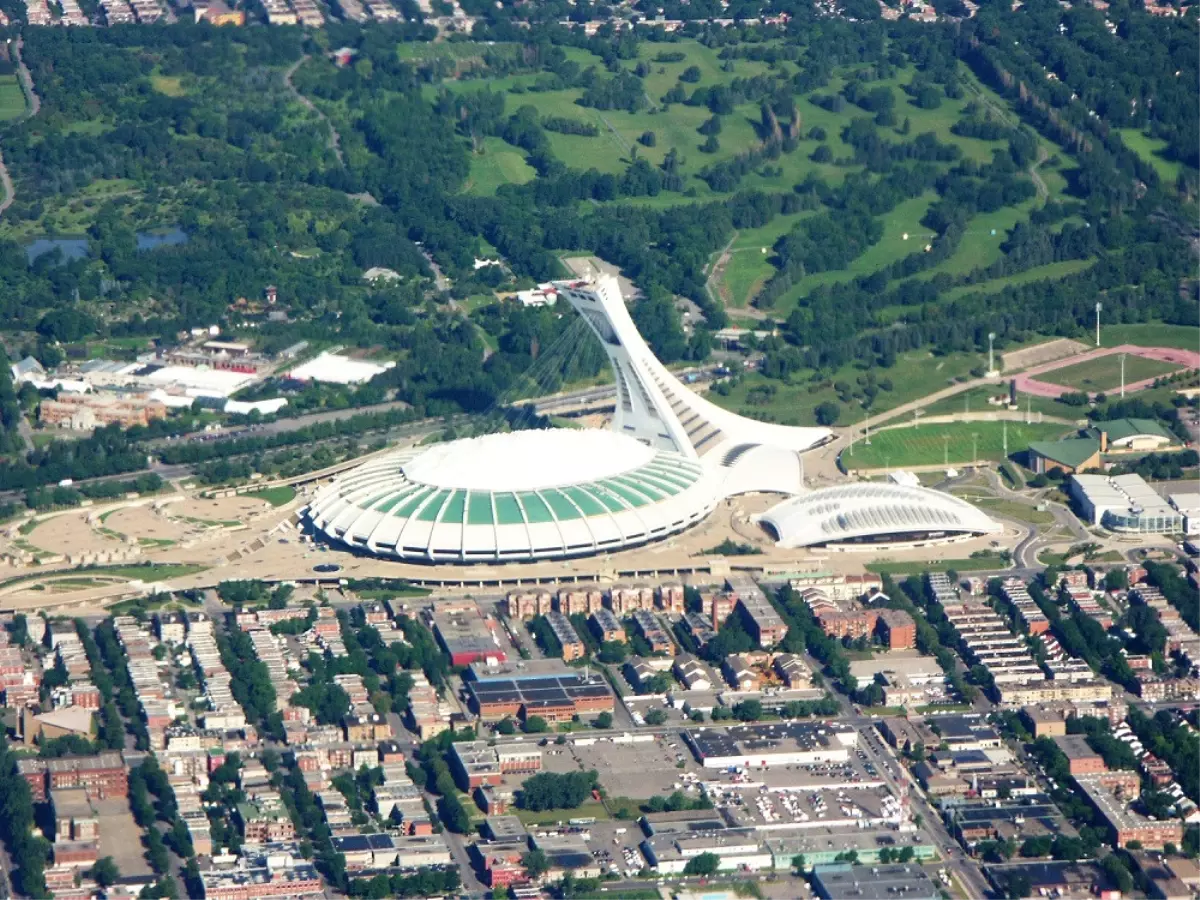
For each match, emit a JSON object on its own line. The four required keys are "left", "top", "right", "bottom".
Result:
{"left": 758, "top": 482, "right": 1002, "bottom": 550}
{"left": 305, "top": 273, "right": 835, "bottom": 564}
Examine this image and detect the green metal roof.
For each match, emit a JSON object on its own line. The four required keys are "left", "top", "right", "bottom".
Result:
{"left": 1089, "top": 417, "right": 1174, "bottom": 444}
{"left": 1029, "top": 437, "right": 1101, "bottom": 468}
{"left": 364, "top": 453, "right": 706, "bottom": 528}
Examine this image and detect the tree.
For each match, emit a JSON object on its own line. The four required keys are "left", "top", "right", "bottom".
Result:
{"left": 496, "top": 718, "right": 516, "bottom": 735}
{"left": 644, "top": 708, "right": 667, "bottom": 726}
{"left": 1101, "top": 854, "right": 1133, "bottom": 894}
{"left": 597, "top": 641, "right": 627, "bottom": 664}
{"left": 733, "top": 699, "right": 763, "bottom": 721}
{"left": 638, "top": 131, "right": 657, "bottom": 147}
{"left": 89, "top": 856, "right": 120, "bottom": 887}
{"left": 524, "top": 716, "right": 549, "bottom": 733}
{"left": 594, "top": 711, "right": 613, "bottom": 729}
{"left": 815, "top": 401, "right": 841, "bottom": 426}
{"left": 1007, "top": 873, "right": 1032, "bottom": 900}
{"left": 522, "top": 849, "right": 550, "bottom": 878}
{"left": 683, "top": 852, "right": 720, "bottom": 876}
{"left": 517, "top": 771, "right": 599, "bottom": 812}
{"left": 791, "top": 853, "right": 806, "bottom": 872}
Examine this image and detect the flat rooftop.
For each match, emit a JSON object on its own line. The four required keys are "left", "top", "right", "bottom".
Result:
{"left": 687, "top": 722, "right": 856, "bottom": 762}
{"left": 812, "top": 863, "right": 939, "bottom": 900}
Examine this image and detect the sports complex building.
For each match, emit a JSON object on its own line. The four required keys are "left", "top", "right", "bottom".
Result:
{"left": 304, "top": 274, "right": 998, "bottom": 563}
{"left": 758, "top": 482, "right": 1004, "bottom": 551}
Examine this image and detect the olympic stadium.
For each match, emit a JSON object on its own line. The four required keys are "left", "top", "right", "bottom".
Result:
{"left": 304, "top": 273, "right": 997, "bottom": 563}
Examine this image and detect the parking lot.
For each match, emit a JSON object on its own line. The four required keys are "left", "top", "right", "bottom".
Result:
{"left": 566, "top": 732, "right": 701, "bottom": 798}
{"left": 94, "top": 797, "right": 155, "bottom": 878}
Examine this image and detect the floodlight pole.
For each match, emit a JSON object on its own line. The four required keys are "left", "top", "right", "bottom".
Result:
{"left": 1120, "top": 353, "right": 1126, "bottom": 398}
{"left": 987, "top": 332, "right": 997, "bottom": 376}
{"left": 971, "top": 432, "right": 979, "bottom": 464}
{"left": 943, "top": 435, "right": 949, "bottom": 467}
{"left": 1003, "top": 420, "right": 1008, "bottom": 459}
{"left": 1094, "top": 301, "right": 1103, "bottom": 347}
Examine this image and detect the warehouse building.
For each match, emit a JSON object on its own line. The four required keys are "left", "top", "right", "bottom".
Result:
{"left": 685, "top": 721, "right": 857, "bottom": 769}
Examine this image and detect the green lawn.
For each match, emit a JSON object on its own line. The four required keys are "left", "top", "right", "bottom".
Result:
{"left": 843, "top": 420, "right": 1069, "bottom": 469}
{"left": 246, "top": 485, "right": 297, "bottom": 507}
{"left": 934, "top": 259, "right": 1095, "bottom": 304}
{"left": 1100, "top": 323, "right": 1200, "bottom": 352}
{"left": 866, "top": 553, "right": 1010, "bottom": 576}
{"left": 150, "top": 74, "right": 186, "bottom": 97}
{"left": 920, "top": 384, "right": 1080, "bottom": 421}
{"left": 970, "top": 497, "right": 1056, "bottom": 527}
{"left": 0, "top": 75, "right": 25, "bottom": 121}
{"left": 1118, "top": 128, "right": 1183, "bottom": 185}
{"left": 715, "top": 211, "right": 816, "bottom": 308}
{"left": 710, "top": 347, "right": 984, "bottom": 427}
{"left": 514, "top": 800, "right": 609, "bottom": 826}
{"left": 465, "top": 136, "right": 537, "bottom": 195}
{"left": 768, "top": 192, "right": 940, "bottom": 309}
{"left": 1039, "top": 354, "right": 1181, "bottom": 393}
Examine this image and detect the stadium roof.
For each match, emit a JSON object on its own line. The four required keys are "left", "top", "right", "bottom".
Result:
{"left": 759, "top": 483, "right": 1002, "bottom": 549}
{"left": 305, "top": 430, "right": 718, "bottom": 563}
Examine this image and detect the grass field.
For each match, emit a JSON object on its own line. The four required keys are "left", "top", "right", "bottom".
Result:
{"left": 934, "top": 259, "right": 1096, "bottom": 304}
{"left": 865, "top": 552, "right": 1010, "bottom": 576}
{"left": 710, "top": 346, "right": 986, "bottom": 426}
{"left": 1039, "top": 354, "right": 1181, "bottom": 392}
{"left": 768, "top": 192, "right": 940, "bottom": 306}
{"left": 150, "top": 74, "right": 186, "bottom": 97}
{"left": 246, "top": 486, "right": 297, "bottom": 507}
{"left": 515, "top": 799, "right": 609, "bottom": 826}
{"left": 0, "top": 75, "right": 25, "bottom": 121}
{"left": 715, "top": 211, "right": 815, "bottom": 307}
{"left": 920, "top": 385, "right": 1081, "bottom": 422}
{"left": 465, "top": 136, "right": 536, "bottom": 195}
{"left": 1100, "top": 323, "right": 1200, "bottom": 352}
{"left": 843, "top": 420, "right": 1069, "bottom": 469}
{"left": 1118, "top": 128, "right": 1183, "bottom": 185}
{"left": 969, "top": 497, "right": 1056, "bottom": 526}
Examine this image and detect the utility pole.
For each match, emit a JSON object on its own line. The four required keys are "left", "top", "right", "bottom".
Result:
{"left": 1120, "top": 353, "right": 1127, "bottom": 398}
{"left": 1094, "top": 301, "right": 1103, "bottom": 347}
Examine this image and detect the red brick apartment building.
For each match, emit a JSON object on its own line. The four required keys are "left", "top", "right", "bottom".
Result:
{"left": 18, "top": 754, "right": 128, "bottom": 802}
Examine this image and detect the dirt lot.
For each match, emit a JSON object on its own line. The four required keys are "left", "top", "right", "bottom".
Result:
{"left": 92, "top": 797, "right": 155, "bottom": 877}
{"left": 169, "top": 495, "right": 270, "bottom": 525}
{"left": 105, "top": 506, "right": 190, "bottom": 542}
{"left": 28, "top": 512, "right": 127, "bottom": 557}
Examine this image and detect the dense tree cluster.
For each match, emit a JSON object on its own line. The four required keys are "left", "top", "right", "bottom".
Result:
{"left": 517, "top": 770, "right": 600, "bottom": 811}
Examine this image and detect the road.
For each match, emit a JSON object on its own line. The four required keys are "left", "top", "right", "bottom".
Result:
{"left": 282, "top": 55, "right": 345, "bottom": 168}
{"left": 0, "top": 38, "right": 39, "bottom": 219}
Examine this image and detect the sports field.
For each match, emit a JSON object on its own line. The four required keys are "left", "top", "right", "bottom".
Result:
{"left": 842, "top": 421, "right": 1068, "bottom": 469}
{"left": 0, "top": 76, "right": 25, "bottom": 121}
{"left": 1040, "top": 354, "right": 1180, "bottom": 392}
